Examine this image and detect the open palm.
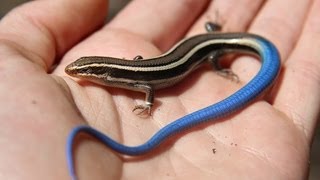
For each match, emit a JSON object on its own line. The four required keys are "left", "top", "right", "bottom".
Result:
{"left": 0, "top": 0, "right": 319, "bottom": 179}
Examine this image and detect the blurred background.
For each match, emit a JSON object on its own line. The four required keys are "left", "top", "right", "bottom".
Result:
{"left": 0, "top": 0, "right": 319, "bottom": 179}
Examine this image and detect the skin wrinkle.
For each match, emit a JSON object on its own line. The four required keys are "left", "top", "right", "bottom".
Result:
{"left": 22, "top": 11, "right": 57, "bottom": 66}
{"left": 243, "top": 140, "right": 305, "bottom": 178}
{"left": 81, "top": 90, "right": 96, "bottom": 124}
{"left": 243, "top": 124, "right": 307, "bottom": 179}
{"left": 165, "top": 152, "right": 177, "bottom": 177}
{"left": 251, "top": 131, "right": 303, "bottom": 178}
{"left": 205, "top": 127, "right": 235, "bottom": 148}
{"left": 176, "top": 96, "right": 190, "bottom": 118}
{"left": 151, "top": 98, "right": 182, "bottom": 129}
{"left": 173, "top": 148, "right": 217, "bottom": 176}
{"left": 286, "top": 103, "right": 309, "bottom": 138}
{"left": 105, "top": 100, "right": 124, "bottom": 146}
{"left": 50, "top": 76, "right": 79, "bottom": 111}
{"left": 293, "top": 60, "right": 320, "bottom": 87}
{"left": 90, "top": 93, "right": 108, "bottom": 127}
{"left": 112, "top": 90, "right": 128, "bottom": 126}
{"left": 240, "top": 146, "right": 283, "bottom": 175}
{"left": 4, "top": 8, "right": 57, "bottom": 69}
{"left": 280, "top": 60, "right": 320, "bottom": 137}
{"left": 0, "top": 39, "right": 47, "bottom": 71}
{"left": 150, "top": 96, "right": 179, "bottom": 122}
{"left": 63, "top": 79, "right": 94, "bottom": 124}
{"left": 86, "top": 88, "right": 124, "bottom": 140}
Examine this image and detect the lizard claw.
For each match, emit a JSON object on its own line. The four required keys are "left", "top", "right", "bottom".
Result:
{"left": 132, "top": 102, "right": 152, "bottom": 116}
{"left": 216, "top": 69, "right": 239, "bottom": 83}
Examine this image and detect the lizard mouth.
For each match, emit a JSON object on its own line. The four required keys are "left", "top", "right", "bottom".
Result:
{"left": 65, "top": 62, "right": 76, "bottom": 75}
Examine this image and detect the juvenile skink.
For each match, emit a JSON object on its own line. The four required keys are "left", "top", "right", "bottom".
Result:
{"left": 65, "top": 24, "right": 280, "bottom": 179}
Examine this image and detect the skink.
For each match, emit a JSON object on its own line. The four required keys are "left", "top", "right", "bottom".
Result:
{"left": 65, "top": 23, "right": 281, "bottom": 179}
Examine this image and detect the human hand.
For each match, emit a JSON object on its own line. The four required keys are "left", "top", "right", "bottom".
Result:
{"left": 0, "top": 0, "right": 319, "bottom": 179}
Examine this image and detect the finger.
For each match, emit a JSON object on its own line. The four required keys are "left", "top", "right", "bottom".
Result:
{"left": 108, "top": 0, "right": 210, "bottom": 51}
{"left": 188, "top": 0, "right": 266, "bottom": 35}
{"left": 0, "top": 0, "right": 107, "bottom": 70}
{"left": 234, "top": 0, "right": 312, "bottom": 82}
{"left": 274, "top": 0, "right": 320, "bottom": 140}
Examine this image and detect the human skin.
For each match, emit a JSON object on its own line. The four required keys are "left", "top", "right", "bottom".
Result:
{"left": 0, "top": 0, "right": 319, "bottom": 179}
